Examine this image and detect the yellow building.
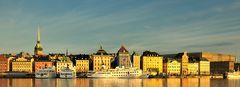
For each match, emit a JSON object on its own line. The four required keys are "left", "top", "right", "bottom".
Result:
{"left": 166, "top": 59, "right": 181, "bottom": 75}
{"left": 131, "top": 51, "right": 140, "bottom": 69}
{"left": 199, "top": 59, "right": 210, "bottom": 75}
{"left": 76, "top": 58, "right": 89, "bottom": 73}
{"left": 188, "top": 63, "right": 199, "bottom": 75}
{"left": 12, "top": 57, "right": 34, "bottom": 72}
{"left": 56, "top": 56, "right": 74, "bottom": 72}
{"left": 181, "top": 51, "right": 189, "bottom": 75}
{"left": 92, "top": 46, "right": 113, "bottom": 71}
{"left": 141, "top": 51, "right": 163, "bottom": 75}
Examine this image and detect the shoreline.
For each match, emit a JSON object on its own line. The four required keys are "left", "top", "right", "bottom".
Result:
{"left": 0, "top": 72, "right": 223, "bottom": 79}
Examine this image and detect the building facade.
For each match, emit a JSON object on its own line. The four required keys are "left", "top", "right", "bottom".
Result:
{"left": 56, "top": 57, "right": 74, "bottom": 72}
{"left": 188, "top": 52, "right": 236, "bottom": 74}
{"left": 0, "top": 55, "right": 8, "bottom": 72}
{"left": 131, "top": 51, "right": 140, "bottom": 69}
{"left": 188, "top": 63, "right": 199, "bottom": 75}
{"left": 76, "top": 58, "right": 89, "bottom": 73}
{"left": 117, "top": 45, "right": 131, "bottom": 68}
{"left": 34, "top": 61, "right": 53, "bottom": 72}
{"left": 199, "top": 59, "right": 210, "bottom": 75}
{"left": 166, "top": 59, "right": 181, "bottom": 75}
{"left": 12, "top": 57, "right": 34, "bottom": 72}
{"left": 164, "top": 51, "right": 236, "bottom": 74}
{"left": 181, "top": 51, "right": 189, "bottom": 75}
{"left": 141, "top": 51, "right": 163, "bottom": 75}
{"left": 92, "top": 46, "right": 113, "bottom": 71}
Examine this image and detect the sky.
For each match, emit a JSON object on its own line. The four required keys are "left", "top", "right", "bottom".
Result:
{"left": 0, "top": 0, "right": 240, "bottom": 61}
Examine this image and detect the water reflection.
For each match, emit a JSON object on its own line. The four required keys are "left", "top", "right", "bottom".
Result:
{"left": 0, "top": 78, "right": 240, "bottom": 87}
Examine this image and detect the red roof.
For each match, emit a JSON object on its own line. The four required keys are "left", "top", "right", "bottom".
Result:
{"left": 118, "top": 45, "right": 129, "bottom": 53}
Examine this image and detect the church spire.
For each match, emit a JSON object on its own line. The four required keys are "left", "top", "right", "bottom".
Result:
{"left": 37, "top": 24, "right": 40, "bottom": 42}
{"left": 34, "top": 24, "right": 44, "bottom": 56}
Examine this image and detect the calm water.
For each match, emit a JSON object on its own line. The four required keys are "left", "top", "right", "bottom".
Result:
{"left": 0, "top": 78, "right": 240, "bottom": 87}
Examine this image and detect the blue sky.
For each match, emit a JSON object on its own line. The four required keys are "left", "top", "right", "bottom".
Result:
{"left": 0, "top": 0, "right": 240, "bottom": 60}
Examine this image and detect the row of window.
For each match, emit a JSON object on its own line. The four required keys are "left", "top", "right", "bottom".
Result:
{"left": 167, "top": 66, "right": 180, "bottom": 68}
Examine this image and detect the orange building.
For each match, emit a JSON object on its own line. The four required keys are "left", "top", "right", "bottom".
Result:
{"left": 0, "top": 55, "right": 8, "bottom": 72}
{"left": 34, "top": 61, "right": 53, "bottom": 72}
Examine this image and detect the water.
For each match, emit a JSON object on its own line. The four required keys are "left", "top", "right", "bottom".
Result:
{"left": 0, "top": 78, "right": 240, "bottom": 87}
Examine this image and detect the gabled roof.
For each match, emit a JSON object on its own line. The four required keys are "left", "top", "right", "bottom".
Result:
{"left": 118, "top": 45, "right": 129, "bottom": 53}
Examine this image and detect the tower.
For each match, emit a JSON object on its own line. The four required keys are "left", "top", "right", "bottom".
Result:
{"left": 117, "top": 45, "right": 131, "bottom": 68}
{"left": 34, "top": 25, "right": 44, "bottom": 56}
{"left": 181, "top": 51, "right": 189, "bottom": 75}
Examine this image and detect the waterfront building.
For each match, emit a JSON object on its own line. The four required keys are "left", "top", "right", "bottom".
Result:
{"left": 34, "top": 25, "right": 44, "bottom": 56}
{"left": 0, "top": 55, "right": 8, "bottom": 72}
{"left": 165, "top": 59, "right": 181, "bottom": 75}
{"left": 188, "top": 52, "right": 236, "bottom": 74}
{"left": 117, "top": 45, "right": 131, "bottom": 68}
{"left": 34, "top": 61, "right": 53, "bottom": 72}
{"left": 76, "top": 56, "right": 90, "bottom": 73}
{"left": 188, "top": 62, "right": 199, "bottom": 75}
{"left": 92, "top": 46, "right": 113, "bottom": 71}
{"left": 56, "top": 56, "right": 74, "bottom": 72}
{"left": 199, "top": 58, "right": 210, "bottom": 75}
{"left": 141, "top": 51, "right": 163, "bottom": 74}
{"left": 181, "top": 51, "right": 189, "bottom": 75}
{"left": 11, "top": 57, "right": 34, "bottom": 72}
{"left": 131, "top": 51, "right": 140, "bottom": 69}
{"left": 163, "top": 51, "right": 236, "bottom": 74}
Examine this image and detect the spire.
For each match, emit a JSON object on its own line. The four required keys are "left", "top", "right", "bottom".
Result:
{"left": 37, "top": 24, "right": 40, "bottom": 42}
{"left": 34, "top": 24, "right": 43, "bottom": 56}
{"left": 66, "top": 49, "right": 68, "bottom": 56}
{"left": 100, "top": 45, "right": 103, "bottom": 50}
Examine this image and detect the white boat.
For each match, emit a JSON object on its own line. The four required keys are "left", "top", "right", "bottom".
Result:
{"left": 35, "top": 66, "right": 56, "bottom": 79}
{"left": 87, "top": 66, "right": 149, "bottom": 78}
{"left": 59, "top": 67, "right": 76, "bottom": 79}
{"left": 226, "top": 71, "right": 240, "bottom": 79}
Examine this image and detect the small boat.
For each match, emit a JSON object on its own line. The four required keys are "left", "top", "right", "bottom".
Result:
{"left": 225, "top": 66, "right": 240, "bottom": 79}
{"left": 59, "top": 66, "right": 76, "bottom": 79}
{"left": 35, "top": 66, "right": 56, "bottom": 79}
{"left": 225, "top": 71, "right": 240, "bottom": 79}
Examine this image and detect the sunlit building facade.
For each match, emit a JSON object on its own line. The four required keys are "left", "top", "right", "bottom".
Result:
{"left": 0, "top": 55, "right": 9, "bottom": 72}
{"left": 56, "top": 57, "right": 74, "bottom": 72}
{"left": 199, "top": 59, "right": 210, "bottom": 75}
{"left": 76, "top": 58, "right": 89, "bottom": 73}
{"left": 12, "top": 57, "right": 34, "bottom": 72}
{"left": 141, "top": 51, "right": 163, "bottom": 74}
{"left": 181, "top": 51, "right": 189, "bottom": 75}
{"left": 166, "top": 59, "right": 181, "bottom": 75}
{"left": 131, "top": 51, "right": 140, "bottom": 69}
{"left": 92, "top": 46, "right": 113, "bottom": 71}
{"left": 188, "top": 63, "right": 199, "bottom": 75}
{"left": 188, "top": 52, "right": 236, "bottom": 74}
{"left": 34, "top": 61, "right": 53, "bottom": 72}
{"left": 117, "top": 45, "right": 131, "bottom": 67}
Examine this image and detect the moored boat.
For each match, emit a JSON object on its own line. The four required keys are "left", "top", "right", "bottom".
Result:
{"left": 226, "top": 71, "right": 240, "bottom": 79}
{"left": 87, "top": 66, "right": 149, "bottom": 78}
{"left": 59, "top": 66, "right": 76, "bottom": 79}
{"left": 35, "top": 66, "right": 56, "bottom": 79}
